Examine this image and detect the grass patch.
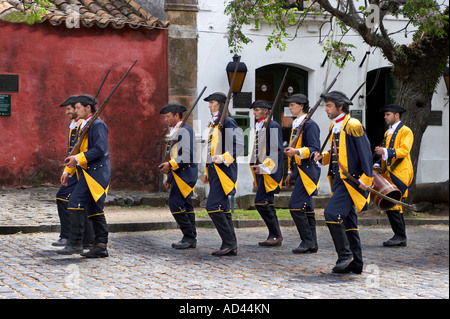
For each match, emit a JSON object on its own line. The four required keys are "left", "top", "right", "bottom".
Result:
{"left": 196, "top": 209, "right": 292, "bottom": 220}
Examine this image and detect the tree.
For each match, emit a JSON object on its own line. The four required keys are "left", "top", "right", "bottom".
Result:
{"left": 225, "top": 0, "right": 449, "bottom": 201}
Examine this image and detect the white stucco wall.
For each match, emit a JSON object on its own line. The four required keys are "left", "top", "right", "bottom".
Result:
{"left": 194, "top": 0, "right": 449, "bottom": 199}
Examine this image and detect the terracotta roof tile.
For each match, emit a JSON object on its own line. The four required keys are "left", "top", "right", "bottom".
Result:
{"left": 0, "top": 0, "right": 170, "bottom": 29}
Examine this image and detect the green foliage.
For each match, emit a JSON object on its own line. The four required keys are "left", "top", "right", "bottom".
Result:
{"left": 225, "top": 0, "right": 449, "bottom": 69}
{"left": 392, "top": 0, "right": 449, "bottom": 40}
{"left": 224, "top": 0, "right": 299, "bottom": 52}
{"left": 322, "top": 39, "right": 356, "bottom": 68}
{"left": 1, "top": 0, "right": 54, "bottom": 24}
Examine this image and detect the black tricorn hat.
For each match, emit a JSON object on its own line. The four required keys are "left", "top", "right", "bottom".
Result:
{"left": 160, "top": 102, "right": 187, "bottom": 114}
{"left": 250, "top": 100, "right": 271, "bottom": 109}
{"left": 320, "top": 91, "right": 353, "bottom": 105}
{"left": 380, "top": 104, "right": 406, "bottom": 114}
{"left": 204, "top": 92, "right": 227, "bottom": 103}
{"left": 73, "top": 94, "right": 98, "bottom": 106}
{"left": 285, "top": 93, "right": 309, "bottom": 105}
{"left": 59, "top": 95, "right": 77, "bottom": 107}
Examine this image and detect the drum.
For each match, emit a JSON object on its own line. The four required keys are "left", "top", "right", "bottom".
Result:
{"left": 370, "top": 169, "right": 402, "bottom": 210}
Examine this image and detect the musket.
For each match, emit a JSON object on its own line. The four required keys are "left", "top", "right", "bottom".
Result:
{"left": 218, "top": 55, "right": 241, "bottom": 130}
{"left": 317, "top": 79, "right": 367, "bottom": 155}
{"left": 251, "top": 68, "right": 290, "bottom": 166}
{"left": 331, "top": 135, "right": 415, "bottom": 210}
{"left": 288, "top": 71, "right": 341, "bottom": 149}
{"left": 160, "top": 86, "right": 207, "bottom": 164}
{"left": 65, "top": 68, "right": 110, "bottom": 157}
{"left": 263, "top": 68, "right": 289, "bottom": 129}
{"left": 95, "top": 69, "right": 111, "bottom": 99}
{"left": 350, "top": 80, "right": 365, "bottom": 101}
{"left": 66, "top": 59, "right": 138, "bottom": 160}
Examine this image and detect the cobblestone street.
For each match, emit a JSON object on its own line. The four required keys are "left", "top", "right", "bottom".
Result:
{"left": 0, "top": 225, "right": 448, "bottom": 300}
{"left": 0, "top": 187, "right": 448, "bottom": 302}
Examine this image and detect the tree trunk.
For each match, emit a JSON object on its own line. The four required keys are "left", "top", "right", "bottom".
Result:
{"left": 391, "top": 35, "right": 449, "bottom": 203}
{"left": 392, "top": 71, "right": 432, "bottom": 202}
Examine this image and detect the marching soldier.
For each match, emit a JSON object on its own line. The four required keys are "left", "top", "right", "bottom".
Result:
{"left": 374, "top": 104, "right": 414, "bottom": 247}
{"left": 284, "top": 94, "right": 321, "bottom": 254}
{"left": 54, "top": 96, "right": 94, "bottom": 248}
{"left": 58, "top": 94, "right": 110, "bottom": 258}
{"left": 249, "top": 100, "right": 284, "bottom": 247}
{"left": 313, "top": 91, "right": 373, "bottom": 274}
{"left": 159, "top": 103, "right": 198, "bottom": 249}
{"left": 202, "top": 92, "right": 244, "bottom": 256}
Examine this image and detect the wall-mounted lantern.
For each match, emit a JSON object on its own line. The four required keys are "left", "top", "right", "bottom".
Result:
{"left": 226, "top": 54, "right": 248, "bottom": 93}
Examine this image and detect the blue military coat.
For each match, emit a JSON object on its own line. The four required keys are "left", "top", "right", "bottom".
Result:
{"left": 322, "top": 114, "right": 373, "bottom": 212}
{"left": 206, "top": 116, "right": 244, "bottom": 196}
{"left": 166, "top": 123, "right": 198, "bottom": 198}
{"left": 250, "top": 119, "right": 284, "bottom": 194}
{"left": 288, "top": 118, "right": 321, "bottom": 196}
{"left": 74, "top": 117, "right": 111, "bottom": 207}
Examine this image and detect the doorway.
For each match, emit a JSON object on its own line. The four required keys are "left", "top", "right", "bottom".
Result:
{"left": 365, "top": 67, "right": 396, "bottom": 157}
{"left": 255, "top": 64, "right": 308, "bottom": 178}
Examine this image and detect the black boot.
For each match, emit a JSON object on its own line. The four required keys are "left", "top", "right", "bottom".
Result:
{"left": 83, "top": 217, "right": 95, "bottom": 249}
{"left": 327, "top": 223, "right": 354, "bottom": 273}
{"left": 188, "top": 212, "right": 197, "bottom": 240}
{"left": 81, "top": 243, "right": 109, "bottom": 258}
{"left": 59, "top": 210, "right": 85, "bottom": 254}
{"left": 172, "top": 212, "right": 197, "bottom": 249}
{"left": 57, "top": 244, "right": 83, "bottom": 255}
{"left": 56, "top": 199, "right": 70, "bottom": 241}
{"left": 306, "top": 212, "right": 318, "bottom": 253}
{"left": 291, "top": 210, "right": 315, "bottom": 254}
{"left": 345, "top": 229, "right": 363, "bottom": 274}
{"left": 209, "top": 211, "right": 237, "bottom": 251}
{"left": 384, "top": 210, "right": 407, "bottom": 247}
{"left": 257, "top": 204, "right": 283, "bottom": 246}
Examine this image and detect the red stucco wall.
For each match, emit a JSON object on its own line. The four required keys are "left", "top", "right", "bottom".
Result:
{"left": 0, "top": 21, "right": 168, "bottom": 191}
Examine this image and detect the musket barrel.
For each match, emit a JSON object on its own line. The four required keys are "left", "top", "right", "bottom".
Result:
{"left": 317, "top": 79, "right": 367, "bottom": 154}
{"left": 67, "top": 60, "right": 138, "bottom": 158}
{"left": 161, "top": 86, "right": 207, "bottom": 163}
{"left": 288, "top": 71, "right": 341, "bottom": 148}
{"left": 95, "top": 69, "right": 111, "bottom": 99}
{"left": 264, "top": 68, "right": 289, "bottom": 129}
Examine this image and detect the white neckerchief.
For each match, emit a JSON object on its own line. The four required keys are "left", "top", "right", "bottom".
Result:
{"left": 387, "top": 121, "right": 401, "bottom": 136}
{"left": 292, "top": 114, "right": 306, "bottom": 129}
{"left": 210, "top": 111, "right": 219, "bottom": 125}
{"left": 69, "top": 119, "right": 81, "bottom": 130}
{"left": 169, "top": 121, "right": 182, "bottom": 138}
{"left": 80, "top": 115, "right": 94, "bottom": 131}
{"left": 331, "top": 113, "right": 346, "bottom": 134}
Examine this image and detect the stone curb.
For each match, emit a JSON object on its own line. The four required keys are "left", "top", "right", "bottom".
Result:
{"left": 0, "top": 218, "right": 447, "bottom": 235}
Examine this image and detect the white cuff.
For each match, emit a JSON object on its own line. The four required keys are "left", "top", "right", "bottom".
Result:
{"left": 382, "top": 148, "right": 388, "bottom": 161}
{"left": 258, "top": 164, "right": 271, "bottom": 174}
{"left": 220, "top": 155, "right": 230, "bottom": 167}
